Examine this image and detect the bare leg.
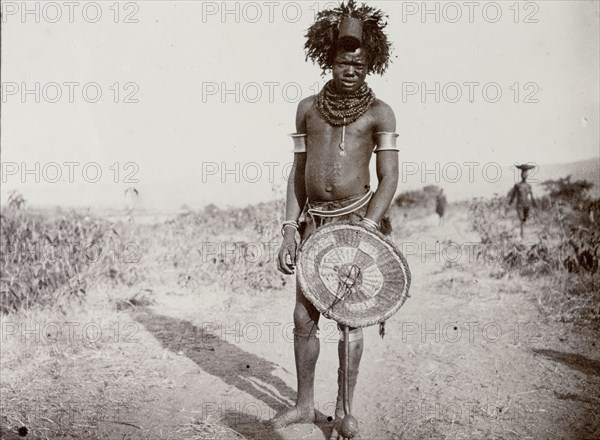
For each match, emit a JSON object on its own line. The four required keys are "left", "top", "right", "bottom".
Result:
{"left": 330, "top": 328, "right": 363, "bottom": 440}
{"left": 520, "top": 221, "right": 524, "bottom": 239}
{"left": 270, "top": 285, "right": 320, "bottom": 428}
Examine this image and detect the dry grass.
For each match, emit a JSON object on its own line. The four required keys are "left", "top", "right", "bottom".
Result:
{"left": 0, "top": 206, "right": 145, "bottom": 314}
{"left": 468, "top": 195, "right": 600, "bottom": 327}
{"left": 1, "top": 198, "right": 290, "bottom": 439}
{"left": 2, "top": 189, "right": 598, "bottom": 438}
{"left": 0, "top": 293, "right": 149, "bottom": 439}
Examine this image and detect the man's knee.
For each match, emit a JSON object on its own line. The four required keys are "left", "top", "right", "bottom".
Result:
{"left": 293, "top": 303, "right": 320, "bottom": 339}
{"left": 293, "top": 325, "right": 320, "bottom": 340}
{"left": 292, "top": 312, "right": 319, "bottom": 340}
{"left": 294, "top": 289, "right": 320, "bottom": 322}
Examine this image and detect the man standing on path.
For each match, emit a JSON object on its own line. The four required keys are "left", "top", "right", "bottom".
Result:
{"left": 273, "top": 2, "right": 398, "bottom": 439}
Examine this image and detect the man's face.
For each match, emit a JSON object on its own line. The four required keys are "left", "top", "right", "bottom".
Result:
{"left": 332, "top": 48, "right": 369, "bottom": 94}
{"left": 521, "top": 169, "right": 529, "bottom": 180}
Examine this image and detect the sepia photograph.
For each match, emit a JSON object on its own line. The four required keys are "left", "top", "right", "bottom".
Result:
{"left": 1, "top": 1, "right": 599, "bottom": 439}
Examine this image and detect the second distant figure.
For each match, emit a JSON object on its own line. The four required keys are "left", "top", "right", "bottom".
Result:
{"left": 435, "top": 188, "right": 447, "bottom": 225}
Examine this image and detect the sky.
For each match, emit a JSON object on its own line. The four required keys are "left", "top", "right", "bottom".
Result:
{"left": 1, "top": 0, "right": 599, "bottom": 211}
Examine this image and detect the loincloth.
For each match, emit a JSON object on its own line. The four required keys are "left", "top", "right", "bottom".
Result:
{"left": 299, "top": 190, "right": 392, "bottom": 244}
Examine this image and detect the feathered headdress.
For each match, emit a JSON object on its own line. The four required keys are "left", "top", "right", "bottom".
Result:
{"left": 304, "top": 0, "right": 392, "bottom": 75}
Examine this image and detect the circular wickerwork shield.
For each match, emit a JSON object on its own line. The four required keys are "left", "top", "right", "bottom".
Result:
{"left": 297, "top": 222, "right": 411, "bottom": 328}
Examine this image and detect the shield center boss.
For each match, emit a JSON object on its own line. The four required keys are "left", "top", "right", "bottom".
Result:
{"left": 298, "top": 222, "right": 411, "bottom": 328}
{"left": 335, "top": 263, "right": 363, "bottom": 294}
{"left": 319, "top": 246, "right": 384, "bottom": 301}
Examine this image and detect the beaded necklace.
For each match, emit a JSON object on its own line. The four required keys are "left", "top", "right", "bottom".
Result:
{"left": 317, "top": 80, "right": 375, "bottom": 156}
{"left": 316, "top": 80, "right": 375, "bottom": 127}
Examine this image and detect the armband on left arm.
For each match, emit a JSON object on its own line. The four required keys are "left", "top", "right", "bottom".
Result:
{"left": 373, "top": 132, "right": 399, "bottom": 153}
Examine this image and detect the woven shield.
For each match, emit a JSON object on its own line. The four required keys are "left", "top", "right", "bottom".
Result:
{"left": 297, "top": 222, "right": 411, "bottom": 328}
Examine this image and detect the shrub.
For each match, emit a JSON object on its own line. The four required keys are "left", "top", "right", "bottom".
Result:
{"left": 1, "top": 195, "right": 142, "bottom": 313}
{"left": 468, "top": 180, "right": 599, "bottom": 325}
{"left": 394, "top": 186, "right": 441, "bottom": 209}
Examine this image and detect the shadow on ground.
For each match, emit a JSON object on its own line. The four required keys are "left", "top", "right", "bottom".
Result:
{"left": 533, "top": 348, "right": 600, "bottom": 377}
{"left": 532, "top": 348, "right": 600, "bottom": 438}
{"left": 133, "top": 308, "right": 330, "bottom": 440}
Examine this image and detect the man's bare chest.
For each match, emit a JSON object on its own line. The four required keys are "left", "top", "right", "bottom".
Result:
{"left": 305, "top": 110, "right": 375, "bottom": 148}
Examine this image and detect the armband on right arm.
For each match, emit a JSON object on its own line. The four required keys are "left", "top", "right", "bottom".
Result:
{"left": 374, "top": 132, "right": 399, "bottom": 153}
{"left": 290, "top": 133, "right": 307, "bottom": 153}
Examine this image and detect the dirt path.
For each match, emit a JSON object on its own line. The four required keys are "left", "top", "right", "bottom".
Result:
{"left": 4, "top": 209, "right": 598, "bottom": 440}
{"left": 119, "top": 209, "right": 600, "bottom": 440}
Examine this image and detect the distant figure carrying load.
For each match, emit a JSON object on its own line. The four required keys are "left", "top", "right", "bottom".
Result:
{"left": 508, "top": 164, "right": 537, "bottom": 238}
{"left": 435, "top": 188, "right": 447, "bottom": 225}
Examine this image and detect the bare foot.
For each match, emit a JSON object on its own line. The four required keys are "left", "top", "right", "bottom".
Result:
{"left": 329, "top": 408, "right": 345, "bottom": 440}
{"left": 330, "top": 418, "right": 361, "bottom": 440}
{"left": 330, "top": 416, "right": 343, "bottom": 440}
{"left": 330, "top": 405, "right": 361, "bottom": 440}
{"left": 269, "top": 405, "right": 316, "bottom": 429}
